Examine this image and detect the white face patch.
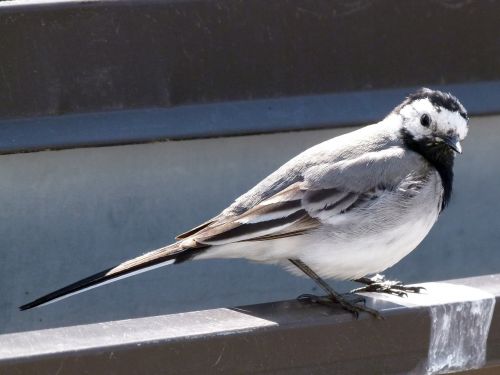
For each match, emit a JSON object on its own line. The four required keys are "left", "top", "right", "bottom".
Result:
{"left": 399, "top": 98, "right": 468, "bottom": 141}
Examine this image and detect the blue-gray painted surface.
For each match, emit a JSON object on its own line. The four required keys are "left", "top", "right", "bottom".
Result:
{"left": 0, "top": 81, "right": 499, "bottom": 153}
{"left": 1, "top": 115, "right": 499, "bottom": 334}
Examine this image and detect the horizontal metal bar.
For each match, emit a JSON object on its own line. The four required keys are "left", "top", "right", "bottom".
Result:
{"left": 0, "top": 0, "right": 499, "bottom": 153}
{"left": 0, "top": 81, "right": 499, "bottom": 155}
{"left": 1, "top": 273, "right": 500, "bottom": 374}
{"left": 1, "top": 0, "right": 499, "bottom": 120}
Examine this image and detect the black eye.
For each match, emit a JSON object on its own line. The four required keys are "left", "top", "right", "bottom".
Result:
{"left": 420, "top": 114, "right": 431, "bottom": 127}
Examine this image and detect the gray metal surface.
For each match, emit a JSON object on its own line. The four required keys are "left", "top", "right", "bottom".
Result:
{"left": 0, "top": 81, "right": 499, "bottom": 154}
{"left": 1, "top": 274, "right": 500, "bottom": 374}
{"left": 2, "top": 115, "right": 500, "bottom": 336}
{"left": 0, "top": 0, "right": 499, "bottom": 152}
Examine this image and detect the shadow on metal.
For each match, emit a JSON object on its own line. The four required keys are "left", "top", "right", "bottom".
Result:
{"left": 1, "top": 274, "right": 500, "bottom": 374}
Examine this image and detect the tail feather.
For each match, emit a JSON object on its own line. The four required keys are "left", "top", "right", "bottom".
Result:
{"left": 20, "top": 243, "right": 188, "bottom": 311}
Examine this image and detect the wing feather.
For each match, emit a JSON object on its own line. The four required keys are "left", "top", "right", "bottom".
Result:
{"left": 185, "top": 183, "right": 319, "bottom": 245}
{"left": 176, "top": 148, "right": 425, "bottom": 247}
{"left": 179, "top": 183, "right": 382, "bottom": 246}
{"left": 175, "top": 218, "right": 216, "bottom": 240}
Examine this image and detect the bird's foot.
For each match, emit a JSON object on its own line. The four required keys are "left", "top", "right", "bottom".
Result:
{"left": 297, "top": 293, "right": 383, "bottom": 320}
{"left": 352, "top": 274, "right": 425, "bottom": 297}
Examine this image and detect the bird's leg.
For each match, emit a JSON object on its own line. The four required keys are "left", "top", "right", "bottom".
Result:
{"left": 289, "top": 259, "right": 382, "bottom": 319}
{"left": 352, "top": 274, "right": 425, "bottom": 297}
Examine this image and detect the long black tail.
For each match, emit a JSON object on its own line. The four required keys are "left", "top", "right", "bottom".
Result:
{"left": 20, "top": 243, "right": 195, "bottom": 311}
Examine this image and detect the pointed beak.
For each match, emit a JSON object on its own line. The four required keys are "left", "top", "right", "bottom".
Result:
{"left": 440, "top": 135, "right": 462, "bottom": 154}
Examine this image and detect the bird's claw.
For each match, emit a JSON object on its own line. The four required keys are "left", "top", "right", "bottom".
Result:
{"left": 352, "top": 274, "right": 425, "bottom": 297}
{"left": 297, "top": 293, "right": 383, "bottom": 320}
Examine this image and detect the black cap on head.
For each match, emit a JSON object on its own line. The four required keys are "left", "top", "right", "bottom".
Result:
{"left": 396, "top": 88, "right": 468, "bottom": 120}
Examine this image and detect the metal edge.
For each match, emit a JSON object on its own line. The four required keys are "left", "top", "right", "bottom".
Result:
{"left": 0, "top": 81, "right": 498, "bottom": 155}
{"left": 0, "top": 273, "right": 499, "bottom": 374}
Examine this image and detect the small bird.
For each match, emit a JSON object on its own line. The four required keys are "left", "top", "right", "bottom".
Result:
{"left": 20, "top": 88, "right": 468, "bottom": 318}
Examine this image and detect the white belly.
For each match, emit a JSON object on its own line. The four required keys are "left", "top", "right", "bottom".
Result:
{"left": 197, "top": 172, "right": 443, "bottom": 280}
{"left": 296, "top": 208, "right": 439, "bottom": 279}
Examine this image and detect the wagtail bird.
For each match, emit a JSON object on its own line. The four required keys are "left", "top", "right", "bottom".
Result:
{"left": 20, "top": 88, "right": 468, "bottom": 318}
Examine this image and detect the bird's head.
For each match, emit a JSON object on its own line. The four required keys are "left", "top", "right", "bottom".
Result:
{"left": 395, "top": 88, "right": 468, "bottom": 154}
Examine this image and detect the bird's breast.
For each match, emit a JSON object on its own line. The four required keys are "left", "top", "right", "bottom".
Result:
{"left": 297, "top": 171, "right": 443, "bottom": 279}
